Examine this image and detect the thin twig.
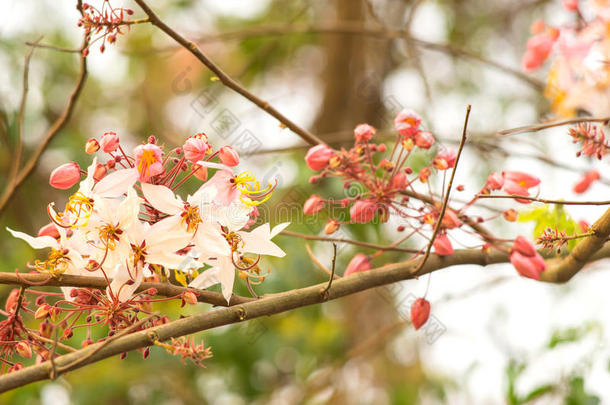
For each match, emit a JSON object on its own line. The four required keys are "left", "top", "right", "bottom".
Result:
{"left": 476, "top": 194, "right": 610, "bottom": 206}
{"left": 281, "top": 230, "right": 418, "bottom": 253}
{"left": 413, "top": 105, "right": 471, "bottom": 276}
{"left": 498, "top": 116, "right": 610, "bottom": 136}
{"left": 322, "top": 244, "right": 338, "bottom": 298}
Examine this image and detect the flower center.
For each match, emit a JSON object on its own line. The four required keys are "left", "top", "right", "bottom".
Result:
{"left": 57, "top": 192, "right": 94, "bottom": 227}
{"left": 99, "top": 223, "right": 123, "bottom": 250}
{"left": 180, "top": 203, "right": 202, "bottom": 233}
{"left": 34, "top": 248, "right": 70, "bottom": 276}
{"left": 232, "top": 171, "right": 275, "bottom": 207}
{"left": 138, "top": 149, "right": 158, "bottom": 176}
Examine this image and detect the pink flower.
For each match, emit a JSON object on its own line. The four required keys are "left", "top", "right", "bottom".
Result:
{"left": 510, "top": 236, "right": 545, "bottom": 280}
{"left": 354, "top": 124, "right": 376, "bottom": 143}
{"left": 49, "top": 162, "right": 81, "bottom": 189}
{"left": 100, "top": 132, "right": 119, "bottom": 153}
{"left": 486, "top": 172, "right": 504, "bottom": 190}
{"left": 183, "top": 136, "right": 210, "bottom": 163}
{"left": 415, "top": 131, "right": 435, "bottom": 149}
{"left": 219, "top": 146, "right": 240, "bottom": 167}
{"left": 204, "top": 169, "right": 240, "bottom": 205}
{"left": 303, "top": 194, "right": 324, "bottom": 215}
{"left": 394, "top": 109, "right": 421, "bottom": 138}
{"left": 350, "top": 200, "right": 378, "bottom": 223}
{"left": 433, "top": 234, "right": 453, "bottom": 256}
{"left": 562, "top": 0, "right": 578, "bottom": 11}
{"left": 522, "top": 31, "right": 558, "bottom": 71}
{"left": 134, "top": 143, "right": 164, "bottom": 182}
{"left": 433, "top": 148, "right": 457, "bottom": 170}
{"left": 305, "top": 144, "right": 334, "bottom": 171}
{"left": 502, "top": 171, "right": 540, "bottom": 203}
{"left": 410, "top": 298, "right": 430, "bottom": 330}
{"left": 573, "top": 170, "right": 600, "bottom": 194}
{"left": 510, "top": 251, "right": 546, "bottom": 280}
{"left": 344, "top": 253, "right": 371, "bottom": 277}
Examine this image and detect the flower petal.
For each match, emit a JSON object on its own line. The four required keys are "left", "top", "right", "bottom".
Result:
{"left": 141, "top": 183, "right": 183, "bottom": 215}
{"left": 93, "top": 168, "right": 139, "bottom": 198}
{"left": 7, "top": 228, "right": 58, "bottom": 250}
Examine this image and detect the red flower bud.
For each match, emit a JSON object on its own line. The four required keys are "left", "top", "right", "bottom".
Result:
{"left": 324, "top": 219, "right": 340, "bottom": 235}
{"left": 354, "top": 123, "right": 376, "bottom": 143}
{"left": 415, "top": 131, "right": 435, "bottom": 149}
{"left": 344, "top": 253, "right": 371, "bottom": 277}
{"left": 304, "top": 195, "right": 324, "bottom": 215}
{"left": 49, "top": 162, "right": 81, "bottom": 189}
{"left": 219, "top": 146, "right": 240, "bottom": 167}
{"left": 350, "top": 200, "right": 377, "bottom": 223}
{"left": 410, "top": 298, "right": 430, "bottom": 330}
{"left": 85, "top": 138, "right": 100, "bottom": 154}
{"left": 100, "top": 132, "right": 119, "bottom": 153}
{"left": 305, "top": 145, "right": 334, "bottom": 171}
{"left": 433, "top": 234, "right": 453, "bottom": 256}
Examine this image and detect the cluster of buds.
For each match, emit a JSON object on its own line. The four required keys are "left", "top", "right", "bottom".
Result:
{"left": 536, "top": 227, "right": 570, "bottom": 253}
{"left": 154, "top": 337, "right": 212, "bottom": 368}
{"left": 79, "top": 1, "right": 135, "bottom": 55}
{"left": 568, "top": 124, "right": 609, "bottom": 160}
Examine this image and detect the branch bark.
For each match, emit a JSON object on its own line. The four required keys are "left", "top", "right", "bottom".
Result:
{"left": 2, "top": 242, "right": 609, "bottom": 393}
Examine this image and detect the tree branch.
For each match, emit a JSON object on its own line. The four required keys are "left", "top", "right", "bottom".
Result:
{"left": 2, "top": 241, "right": 609, "bottom": 393}
{"left": 133, "top": 0, "right": 324, "bottom": 146}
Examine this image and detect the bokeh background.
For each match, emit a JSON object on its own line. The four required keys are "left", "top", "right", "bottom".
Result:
{"left": 1, "top": 0, "right": 609, "bottom": 403}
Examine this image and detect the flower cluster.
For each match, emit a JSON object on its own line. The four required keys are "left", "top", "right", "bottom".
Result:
{"left": 3, "top": 132, "right": 286, "bottom": 373}
{"left": 79, "top": 1, "right": 135, "bottom": 55}
{"left": 568, "top": 123, "right": 609, "bottom": 160}
{"left": 523, "top": 0, "right": 610, "bottom": 117}
{"left": 483, "top": 171, "right": 541, "bottom": 204}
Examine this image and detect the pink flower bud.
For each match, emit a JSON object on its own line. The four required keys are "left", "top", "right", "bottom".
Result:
{"left": 433, "top": 148, "right": 457, "bottom": 170}
{"left": 38, "top": 223, "right": 60, "bottom": 239}
{"left": 350, "top": 200, "right": 377, "bottom": 223}
{"left": 305, "top": 144, "right": 334, "bottom": 171}
{"left": 415, "top": 131, "right": 435, "bottom": 149}
{"left": 354, "top": 124, "right": 376, "bottom": 143}
{"left": 183, "top": 291, "right": 198, "bottom": 305}
{"left": 390, "top": 172, "right": 407, "bottom": 190}
{"left": 441, "top": 209, "right": 462, "bottom": 229}
{"left": 512, "top": 236, "right": 537, "bottom": 257}
{"left": 93, "top": 163, "right": 107, "bottom": 182}
{"left": 344, "top": 253, "right": 371, "bottom": 277}
{"left": 219, "top": 146, "right": 240, "bottom": 167}
{"left": 410, "top": 298, "right": 430, "bottom": 330}
{"left": 433, "top": 234, "right": 453, "bottom": 256}
{"left": 394, "top": 109, "right": 422, "bottom": 138}
{"left": 304, "top": 194, "right": 324, "bottom": 215}
{"left": 85, "top": 138, "right": 100, "bottom": 154}
{"left": 49, "top": 162, "right": 81, "bottom": 189}
{"left": 183, "top": 137, "right": 210, "bottom": 163}
{"left": 100, "top": 131, "right": 119, "bottom": 153}
{"left": 192, "top": 164, "right": 208, "bottom": 181}
{"left": 510, "top": 251, "right": 546, "bottom": 280}
{"left": 486, "top": 172, "right": 504, "bottom": 190}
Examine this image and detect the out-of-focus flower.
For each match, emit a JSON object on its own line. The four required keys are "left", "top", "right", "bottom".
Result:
{"left": 304, "top": 195, "right": 324, "bottom": 215}
{"left": 433, "top": 148, "right": 457, "bottom": 170}
{"left": 394, "top": 109, "right": 421, "bottom": 138}
{"left": 410, "top": 298, "right": 430, "bottom": 330}
{"left": 573, "top": 169, "right": 600, "bottom": 194}
{"left": 415, "top": 131, "right": 435, "bottom": 149}
{"left": 486, "top": 172, "right": 504, "bottom": 190}
{"left": 509, "top": 236, "right": 546, "bottom": 280}
{"left": 354, "top": 124, "right": 375, "bottom": 143}
{"left": 502, "top": 171, "right": 541, "bottom": 203}
{"left": 433, "top": 233, "right": 453, "bottom": 256}
{"left": 344, "top": 254, "right": 371, "bottom": 276}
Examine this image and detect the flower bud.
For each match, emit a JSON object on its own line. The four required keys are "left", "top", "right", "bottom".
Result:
{"left": 433, "top": 234, "right": 453, "bottom": 256}
{"left": 419, "top": 167, "right": 431, "bottom": 183}
{"left": 219, "top": 146, "right": 240, "bottom": 167}
{"left": 394, "top": 109, "right": 421, "bottom": 138}
{"left": 183, "top": 291, "right": 198, "bottom": 305}
{"left": 304, "top": 195, "right": 324, "bottom": 215}
{"left": 100, "top": 131, "right": 119, "bottom": 153}
{"left": 410, "top": 298, "right": 430, "bottom": 330}
{"left": 305, "top": 145, "right": 334, "bottom": 171}
{"left": 503, "top": 209, "right": 518, "bottom": 222}
{"left": 93, "top": 163, "right": 107, "bottom": 182}
{"left": 85, "top": 138, "right": 100, "bottom": 154}
{"left": 344, "top": 253, "right": 371, "bottom": 277}
{"left": 350, "top": 200, "right": 377, "bottom": 223}
{"left": 390, "top": 172, "right": 407, "bottom": 190}
{"left": 15, "top": 341, "right": 32, "bottom": 359}
{"left": 183, "top": 137, "right": 210, "bottom": 163}
{"left": 34, "top": 304, "right": 50, "bottom": 320}
{"left": 512, "top": 236, "right": 537, "bottom": 257}
{"left": 192, "top": 164, "right": 208, "bottom": 181}
{"left": 49, "top": 162, "right": 81, "bottom": 189}
{"left": 324, "top": 219, "right": 340, "bottom": 235}
{"left": 415, "top": 131, "right": 435, "bottom": 149}
{"left": 354, "top": 123, "right": 375, "bottom": 143}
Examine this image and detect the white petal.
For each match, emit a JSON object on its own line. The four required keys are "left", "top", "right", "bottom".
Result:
{"left": 108, "top": 263, "right": 143, "bottom": 302}
{"left": 189, "top": 185, "right": 217, "bottom": 207}
{"left": 78, "top": 157, "right": 97, "bottom": 195}
{"left": 93, "top": 168, "right": 139, "bottom": 198}
{"left": 270, "top": 222, "right": 290, "bottom": 238}
{"left": 194, "top": 161, "right": 231, "bottom": 171}
{"left": 238, "top": 224, "right": 286, "bottom": 257}
{"left": 141, "top": 183, "right": 183, "bottom": 215}
{"left": 193, "top": 226, "right": 230, "bottom": 257}
{"left": 146, "top": 252, "right": 195, "bottom": 270}
{"left": 188, "top": 256, "right": 235, "bottom": 302}
{"left": 117, "top": 188, "right": 142, "bottom": 228}
{"left": 7, "top": 228, "right": 58, "bottom": 250}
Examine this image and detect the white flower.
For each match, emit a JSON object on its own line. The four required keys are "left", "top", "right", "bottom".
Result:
{"left": 189, "top": 222, "right": 289, "bottom": 302}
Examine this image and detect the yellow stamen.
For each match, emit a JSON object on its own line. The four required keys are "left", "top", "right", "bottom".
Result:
{"left": 233, "top": 171, "right": 275, "bottom": 207}
{"left": 138, "top": 149, "right": 158, "bottom": 177}
{"left": 34, "top": 248, "right": 70, "bottom": 276}
{"left": 57, "top": 192, "right": 94, "bottom": 228}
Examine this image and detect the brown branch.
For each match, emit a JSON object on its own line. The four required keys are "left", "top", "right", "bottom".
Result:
{"left": 476, "top": 194, "right": 610, "bottom": 206}
{"left": 133, "top": 0, "right": 323, "bottom": 146}
{"left": 191, "top": 22, "right": 542, "bottom": 90}
{"left": 2, "top": 241, "right": 610, "bottom": 393}
{"left": 0, "top": 36, "right": 89, "bottom": 216}
{"left": 0, "top": 273, "right": 253, "bottom": 307}
{"left": 413, "top": 105, "right": 471, "bottom": 276}
{"left": 498, "top": 116, "right": 610, "bottom": 136}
